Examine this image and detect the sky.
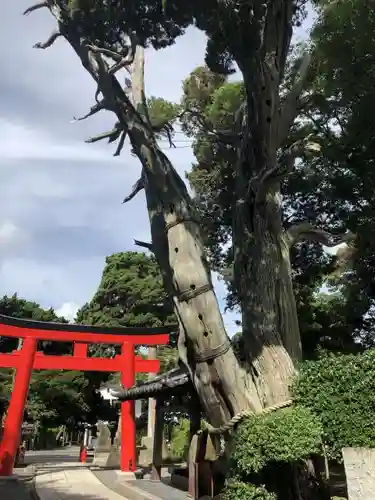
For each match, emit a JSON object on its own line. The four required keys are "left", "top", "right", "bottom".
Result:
{"left": 0, "top": 2, "right": 315, "bottom": 333}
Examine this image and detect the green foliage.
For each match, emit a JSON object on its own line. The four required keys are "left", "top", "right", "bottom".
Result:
{"left": 169, "top": 418, "right": 190, "bottom": 460}
{"left": 76, "top": 252, "right": 175, "bottom": 329}
{"left": 76, "top": 251, "right": 178, "bottom": 370}
{"left": 147, "top": 96, "right": 180, "bottom": 129}
{"left": 230, "top": 407, "right": 322, "bottom": 476}
{"left": 222, "top": 480, "right": 276, "bottom": 500}
{"left": 0, "top": 294, "right": 69, "bottom": 354}
{"left": 293, "top": 349, "right": 375, "bottom": 460}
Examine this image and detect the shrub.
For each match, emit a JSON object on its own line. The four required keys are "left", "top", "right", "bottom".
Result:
{"left": 222, "top": 479, "right": 276, "bottom": 500}
{"left": 229, "top": 406, "right": 323, "bottom": 475}
{"left": 293, "top": 349, "right": 375, "bottom": 460}
{"left": 169, "top": 418, "right": 190, "bottom": 460}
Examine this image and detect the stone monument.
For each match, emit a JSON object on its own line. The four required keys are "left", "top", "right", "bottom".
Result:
{"left": 93, "top": 422, "right": 113, "bottom": 467}
{"left": 342, "top": 447, "right": 375, "bottom": 500}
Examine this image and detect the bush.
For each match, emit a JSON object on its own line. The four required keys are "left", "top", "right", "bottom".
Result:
{"left": 293, "top": 349, "right": 375, "bottom": 460}
{"left": 229, "top": 406, "right": 323, "bottom": 475}
{"left": 169, "top": 418, "right": 190, "bottom": 460}
{"left": 222, "top": 480, "right": 276, "bottom": 500}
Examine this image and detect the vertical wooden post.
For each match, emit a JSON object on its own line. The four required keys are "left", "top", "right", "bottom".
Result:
{"left": 120, "top": 342, "right": 136, "bottom": 472}
{"left": 188, "top": 395, "right": 201, "bottom": 499}
{"left": 151, "top": 398, "right": 164, "bottom": 481}
{"left": 0, "top": 337, "right": 37, "bottom": 476}
{"left": 147, "top": 347, "right": 157, "bottom": 439}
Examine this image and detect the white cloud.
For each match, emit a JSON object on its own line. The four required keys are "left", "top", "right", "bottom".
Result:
{"left": 0, "top": 221, "right": 18, "bottom": 244}
{"left": 0, "top": 119, "right": 119, "bottom": 162}
{"left": 56, "top": 302, "right": 80, "bottom": 322}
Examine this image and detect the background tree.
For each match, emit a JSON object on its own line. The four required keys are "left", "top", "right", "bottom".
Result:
{"left": 183, "top": 66, "right": 362, "bottom": 360}
{"left": 0, "top": 293, "right": 70, "bottom": 354}
{"left": 76, "top": 251, "right": 178, "bottom": 371}
{"left": 292, "top": 0, "right": 375, "bottom": 347}
{"left": 0, "top": 295, "right": 109, "bottom": 444}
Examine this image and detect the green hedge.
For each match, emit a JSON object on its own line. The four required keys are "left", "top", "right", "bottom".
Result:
{"left": 293, "top": 349, "right": 375, "bottom": 460}
{"left": 229, "top": 406, "right": 322, "bottom": 476}
{"left": 222, "top": 480, "right": 276, "bottom": 500}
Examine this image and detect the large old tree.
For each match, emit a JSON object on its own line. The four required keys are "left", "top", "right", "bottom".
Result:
{"left": 25, "top": 0, "right": 351, "bottom": 427}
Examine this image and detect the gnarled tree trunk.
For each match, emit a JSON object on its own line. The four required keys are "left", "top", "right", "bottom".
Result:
{"left": 232, "top": 3, "right": 309, "bottom": 407}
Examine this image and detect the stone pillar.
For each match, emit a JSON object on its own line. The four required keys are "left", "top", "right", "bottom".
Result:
{"left": 93, "top": 422, "right": 112, "bottom": 467}
{"left": 343, "top": 447, "right": 375, "bottom": 500}
{"left": 83, "top": 427, "right": 89, "bottom": 447}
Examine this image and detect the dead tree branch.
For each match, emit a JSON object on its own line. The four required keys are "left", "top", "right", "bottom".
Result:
{"left": 71, "top": 101, "right": 106, "bottom": 123}
{"left": 23, "top": 2, "right": 48, "bottom": 16}
{"left": 122, "top": 176, "right": 145, "bottom": 203}
{"left": 85, "top": 126, "right": 121, "bottom": 144}
{"left": 247, "top": 135, "right": 321, "bottom": 201}
{"left": 86, "top": 34, "right": 136, "bottom": 75}
{"left": 286, "top": 222, "right": 355, "bottom": 248}
{"left": 113, "top": 130, "right": 127, "bottom": 156}
{"left": 33, "top": 30, "right": 61, "bottom": 49}
{"left": 278, "top": 52, "right": 311, "bottom": 146}
{"left": 134, "top": 239, "right": 153, "bottom": 252}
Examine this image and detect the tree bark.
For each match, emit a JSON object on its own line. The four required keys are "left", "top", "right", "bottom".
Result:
{"left": 232, "top": 1, "right": 305, "bottom": 407}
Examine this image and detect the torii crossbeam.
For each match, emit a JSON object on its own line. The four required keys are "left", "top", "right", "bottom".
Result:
{"left": 0, "top": 314, "right": 175, "bottom": 476}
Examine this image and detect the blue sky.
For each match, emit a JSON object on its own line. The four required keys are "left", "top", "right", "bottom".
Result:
{"left": 0, "top": 2, "right": 315, "bottom": 332}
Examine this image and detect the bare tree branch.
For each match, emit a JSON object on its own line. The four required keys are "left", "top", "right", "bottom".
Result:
{"left": 23, "top": 2, "right": 48, "bottom": 16}
{"left": 33, "top": 30, "right": 61, "bottom": 49}
{"left": 85, "top": 44, "right": 123, "bottom": 61}
{"left": 153, "top": 122, "right": 176, "bottom": 148}
{"left": 134, "top": 239, "right": 153, "bottom": 251}
{"left": 122, "top": 176, "right": 145, "bottom": 203}
{"left": 278, "top": 52, "right": 311, "bottom": 146}
{"left": 71, "top": 101, "right": 106, "bottom": 123}
{"left": 247, "top": 135, "right": 321, "bottom": 201}
{"left": 286, "top": 222, "right": 355, "bottom": 248}
{"left": 86, "top": 36, "right": 136, "bottom": 75}
{"left": 113, "top": 130, "right": 127, "bottom": 156}
{"left": 85, "top": 126, "right": 120, "bottom": 144}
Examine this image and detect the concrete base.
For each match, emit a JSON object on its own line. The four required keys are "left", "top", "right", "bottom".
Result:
{"left": 93, "top": 443, "right": 121, "bottom": 468}
{"left": 93, "top": 451, "right": 111, "bottom": 467}
{"left": 115, "top": 471, "right": 136, "bottom": 481}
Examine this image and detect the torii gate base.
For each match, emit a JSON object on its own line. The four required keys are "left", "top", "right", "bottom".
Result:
{"left": 0, "top": 314, "right": 172, "bottom": 476}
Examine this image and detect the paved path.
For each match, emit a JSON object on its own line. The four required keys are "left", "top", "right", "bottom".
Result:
{"left": 35, "top": 462, "right": 128, "bottom": 500}
{"left": 25, "top": 448, "right": 127, "bottom": 500}
{"left": 23, "top": 448, "right": 186, "bottom": 500}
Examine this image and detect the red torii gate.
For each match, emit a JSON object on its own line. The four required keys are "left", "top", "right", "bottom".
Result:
{"left": 0, "top": 314, "right": 174, "bottom": 476}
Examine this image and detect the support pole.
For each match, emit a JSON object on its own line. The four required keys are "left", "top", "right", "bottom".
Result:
{"left": 0, "top": 337, "right": 37, "bottom": 476}
{"left": 120, "top": 342, "right": 136, "bottom": 472}
{"left": 151, "top": 398, "right": 164, "bottom": 481}
{"left": 147, "top": 347, "right": 157, "bottom": 439}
